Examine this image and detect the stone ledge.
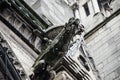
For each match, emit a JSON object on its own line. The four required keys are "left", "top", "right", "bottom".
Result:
{"left": 85, "top": 8, "right": 120, "bottom": 39}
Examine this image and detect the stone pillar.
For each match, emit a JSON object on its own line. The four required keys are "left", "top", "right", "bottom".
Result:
{"left": 91, "top": 0, "right": 100, "bottom": 13}
{"left": 72, "top": 3, "right": 81, "bottom": 19}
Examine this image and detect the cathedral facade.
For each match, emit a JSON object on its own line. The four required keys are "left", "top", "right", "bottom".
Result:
{"left": 0, "top": 0, "right": 120, "bottom": 80}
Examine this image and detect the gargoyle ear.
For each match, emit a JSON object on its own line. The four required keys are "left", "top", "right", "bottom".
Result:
{"left": 68, "top": 17, "right": 75, "bottom": 23}
{"left": 74, "top": 18, "right": 80, "bottom": 25}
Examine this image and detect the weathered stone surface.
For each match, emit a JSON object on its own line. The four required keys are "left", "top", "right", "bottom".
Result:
{"left": 24, "top": 0, "right": 74, "bottom": 25}
{"left": 0, "top": 21, "right": 37, "bottom": 76}
{"left": 86, "top": 13, "right": 120, "bottom": 80}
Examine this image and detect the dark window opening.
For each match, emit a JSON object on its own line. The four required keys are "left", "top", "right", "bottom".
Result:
{"left": 78, "top": 55, "right": 90, "bottom": 71}
{"left": 103, "top": 2, "right": 112, "bottom": 11}
{"left": 83, "top": 3, "right": 90, "bottom": 16}
{"left": 97, "top": 0, "right": 113, "bottom": 11}
{"left": 97, "top": 0, "right": 102, "bottom": 10}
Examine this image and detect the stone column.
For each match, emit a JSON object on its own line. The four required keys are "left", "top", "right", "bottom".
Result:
{"left": 91, "top": 0, "right": 100, "bottom": 13}
{"left": 72, "top": 3, "right": 81, "bottom": 19}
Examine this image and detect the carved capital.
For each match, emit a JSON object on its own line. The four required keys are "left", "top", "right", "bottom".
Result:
{"left": 71, "top": 2, "right": 79, "bottom": 10}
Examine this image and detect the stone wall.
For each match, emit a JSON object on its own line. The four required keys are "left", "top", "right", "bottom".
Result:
{"left": 86, "top": 13, "right": 120, "bottom": 80}
{"left": 0, "top": 20, "right": 37, "bottom": 76}
{"left": 24, "top": 0, "right": 73, "bottom": 25}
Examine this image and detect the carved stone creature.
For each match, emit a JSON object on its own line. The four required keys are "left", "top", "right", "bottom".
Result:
{"left": 32, "top": 18, "right": 85, "bottom": 80}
